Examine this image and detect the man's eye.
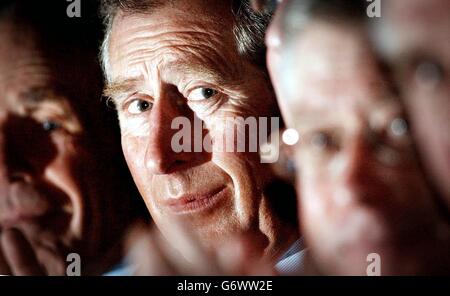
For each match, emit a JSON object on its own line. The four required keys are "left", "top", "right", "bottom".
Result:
{"left": 187, "top": 87, "right": 218, "bottom": 101}
{"left": 127, "top": 99, "right": 152, "bottom": 114}
{"left": 377, "top": 117, "right": 411, "bottom": 151}
{"left": 310, "top": 132, "right": 337, "bottom": 151}
{"left": 42, "top": 120, "right": 61, "bottom": 132}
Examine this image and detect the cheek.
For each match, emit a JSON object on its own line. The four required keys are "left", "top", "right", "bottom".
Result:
{"left": 210, "top": 151, "right": 262, "bottom": 226}
{"left": 122, "top": 135, "right": 149, "bottom": 193}
{"left": 210, "top": 150, "right": 253, "bottom": 186}
{"left": 296, "top": 152, "right": 328, "bottom": 179}
{"left": 296, "top": 157, "right": 339, "bottom": 220}
{"left": 207, "top": 115, "right": 268, "bottom": 180}
{"left": 120, "top": 116, "right": 151, "bottom": 138}
{"left": 122, "top": 135, "right": 146, "bottom": 170}
{"left": 121, "top": 136, "right": 157, "bottom": 211}
{"left": 299, "top": 176, "right": 338, "bottom": 246}
{"left": 208, "top": 121, "right": 266, "bottom": 201}
{"left": 381, "top": 168, "right": 430, "bottom": 207}
{"left": 41, "top": 139, "right": 89, "bottom": 234}
{"left": 43, "top": 136, "right": 85, "bottom": 186}
{"left": 43, "top": 153, "right": 82, "bottom": 200}
{"left": 300, "top": 175, "right": 333, "bottom": 214}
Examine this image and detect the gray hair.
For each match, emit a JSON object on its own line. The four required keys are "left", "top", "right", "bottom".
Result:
{"left": 99, "top": 0, "right": 272, "bottom": 83}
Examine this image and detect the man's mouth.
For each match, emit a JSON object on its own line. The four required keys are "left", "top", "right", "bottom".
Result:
{"left": 164, "top": 186, "right": 228, "bottom": 215}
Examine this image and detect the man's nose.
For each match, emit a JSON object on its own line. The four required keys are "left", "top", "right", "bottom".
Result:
{"left": 144, "top": 90, "right": 209, "bottom": 175}
{"left": 340, "top": 131, "right": 376, "bottom": 194}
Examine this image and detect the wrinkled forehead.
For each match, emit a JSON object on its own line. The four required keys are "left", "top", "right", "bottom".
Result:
{"left": 0, "top": 22, "right": 85, "bottom": 114}
{"left": 376, "top": 0, "right": 450, "bottom": 55}
{"left": 278, "top": 21, "right": 387, "bottom": 107}
{"left": 111, "top": 0, "right": 233, "bottom": 28}
{"left": 0, "top": 22, "right": 50, "bottom": 96}
{"left": 0, "top": 20, "right": 41, "bottom": 65}
{"left": 289, "top": 22, "right": 372, "bottom": 73}
{"left": 108, "top": 1, "right": 236, "bottom": 77}
{"left": 385, "top": 0, "right": 450, "bottom": 29}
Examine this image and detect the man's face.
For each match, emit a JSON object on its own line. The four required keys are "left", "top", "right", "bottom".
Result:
{"left": 378, "top": 0, "right": 450, "bottom": 209}
{"left": 0, "top": 22, "right": 108, "bottom": 274}
{"left": 106, "top": 0, "right": 276, "bottom": 249}
{"left": 267, "top": 20, "right": 438, "bottom": 274}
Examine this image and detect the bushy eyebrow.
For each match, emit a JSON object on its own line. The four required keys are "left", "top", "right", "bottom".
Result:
{"left": 18, "top": 87, "right": 75, "bottom": 115}
{"left": 168, "top": 62, "right": 232, "bottom": 85}
{"left": 102, "top": 59, "right": 241, "bottom": 108}
{"left": 103, "top": 77, "right": 142, "bottom": 105}
{"left": 19, "top": 87, "right": 64, "bottom": 104}
{"left": 18, "top": 87, "right": 81, "bottom": 130}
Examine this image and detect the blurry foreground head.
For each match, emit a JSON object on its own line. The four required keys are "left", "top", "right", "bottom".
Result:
{"left": 373, "top": 0, "right": 450, "bottom": 213}
{"left": 266, "top": 0, "right": 450, "bottom": 275}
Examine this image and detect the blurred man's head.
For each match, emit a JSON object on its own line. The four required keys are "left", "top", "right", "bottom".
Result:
{"left": 101, "top": 0, "right": 298, "bottom": 259}
{"left": 266, "top": 0, "right": 450, "bottom": 274}
{"left": 373, "top": 0, "right": 450, "bottom": 211}
{"left": 0, "top": 1, "right": 138, "bottom": 275}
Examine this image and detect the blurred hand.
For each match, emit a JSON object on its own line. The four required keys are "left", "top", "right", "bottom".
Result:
{"left": 126, "top": 220, "right": 276, "bottom": 276}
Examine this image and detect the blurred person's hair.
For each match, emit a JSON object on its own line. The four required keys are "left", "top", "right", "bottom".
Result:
{"left": 99, "top": 0, "right": 272, "bottom": 83}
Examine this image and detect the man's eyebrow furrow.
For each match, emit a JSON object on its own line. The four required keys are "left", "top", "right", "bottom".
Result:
{"left": 17, "top": 88, "right": 76, "bottom": 119}
{"left": 104, "top": 78, "right": 141, "bottom": 101}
